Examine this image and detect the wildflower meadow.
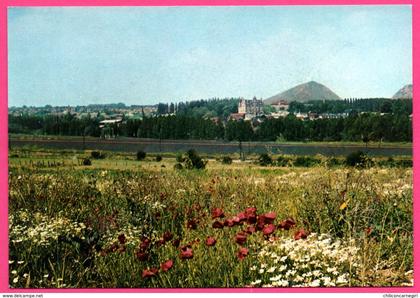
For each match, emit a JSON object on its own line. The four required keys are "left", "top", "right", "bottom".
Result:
{"left": 8, "top": 149, "right": 413, "bottom": 288}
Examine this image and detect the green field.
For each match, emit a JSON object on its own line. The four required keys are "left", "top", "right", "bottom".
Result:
{"left": 8, "top": 148, "right": 413, "bottom": 288}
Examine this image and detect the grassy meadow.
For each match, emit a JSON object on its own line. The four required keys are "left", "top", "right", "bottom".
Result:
{"left": 8, "top": 148, "right": 413, "bottom": 288}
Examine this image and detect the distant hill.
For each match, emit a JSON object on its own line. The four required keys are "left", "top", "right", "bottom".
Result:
{"left": 392, "top": 84, "right": 412, "bottom": 99}
{"left": 264, "top": 81, "right": 341, "bottom": 104}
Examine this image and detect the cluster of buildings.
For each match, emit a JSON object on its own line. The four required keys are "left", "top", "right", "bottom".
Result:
{"left": 229, "top": 97, "right": 265, "bottom": 121}
{"left": 228, "top": 98, "right": 350, "bottom": 122}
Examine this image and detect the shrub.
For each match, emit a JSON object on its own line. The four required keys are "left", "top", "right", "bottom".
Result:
{"left": 136, "top": 150, "right": 146, "bottom": 161}
{"left": 345, "top": 151, "right": 370, "bottom": 167}
{"left": 326, "top": 157, "right": 342, "bottom": 167}
{"left": 377, "top": 157, "right": 395, "bottom": 168}
{"left": 91, "top": 151, "right": 105, "bottom": 159}
{"left": 293, "top": 156, "right": 320, "bottom": 167}
{"left": 395, "top": 159, "right": 413, "bottom": 168}
{"left": 176, "top": 153, "right": 185, "bottom": 163}
{"left": 221, "top": 156, "right": 233, "bottom": 165}
{"left": 82, "top": 158, "right": 92, "bottom": 166}
{"left": 184, "top": 149, "right": 206, "bottom": 170}
{"left": 277, "top": 156, "right": 290, "bottom": 167}
{"left": 155, "top": 155, "right": 162, "bottom": 162}
{"left": 173, "top": 163, "right": 183, "bottom": 170}
{"left": 258, "top": 153, "right": 272, "bottom": 166}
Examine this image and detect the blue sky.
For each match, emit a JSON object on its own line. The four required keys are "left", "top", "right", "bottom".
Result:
{"left": 8, "top": 5, "right": 412, "bottom": 107}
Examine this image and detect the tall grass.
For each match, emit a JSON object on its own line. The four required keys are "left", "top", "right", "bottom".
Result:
{"left": 8, "top": 150, "right": 413, "bottom": 288}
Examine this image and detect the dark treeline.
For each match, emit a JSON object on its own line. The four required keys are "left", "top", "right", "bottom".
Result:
{"left": 157, "top": 98, "right": 240, "bottom": 118}
{"left": 9, "top": 114, "right": 102, "bottom": 137}
{"left": 9, "top": 112, "right": 412, "bottom": 142}
{"left": 125, "top": 115, "right": 225, "bottom": 139}
{"left": 288, "top": 98, "right": 412, "bottom": 115}
{"left": 251, "top": 113, "right": 411, "bottom": 142}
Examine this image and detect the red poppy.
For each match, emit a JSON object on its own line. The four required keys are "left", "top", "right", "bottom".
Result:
{"left": 109, "top": 242, "right": 119, "bottom": 252}
{"left": 139, "top": 238, "right": 151, "bottom": 250}
{"left": 118, "top": 234, "right": 126, "bottom": 244}
{"left": 163, "top": 231, "right": 173, "bottom": 242}
{"left": 278, "top": 218, "right": 296, "bottom": 230}
{"left": 294, "top": 229, "right": 309, "bottom": 240}
{"left": 160, "top": 259, "right": 173, "bottom": 272}
{"left": 365, "top": 227, "right": 373, "bottom": 236}
{"left": 244, "top": 226, "right": 256, "bottom": 235}
{"left": 237, "top": 212, "right": 247, "bottom": 222}
{"left": 142, "top": 268, "right": 158, "bottom": 278}
{"left": 224, "top": 219, "right": 235, "bottom": 227}
{"left": 245, "top": 207, "right": 257, "bottom": 223}
{"left": 237, "top": 247, "right": 249, "bottom": 260}
{"left": 156, "top": 239, "right": 166, "bottom": 247}
{"left": 180, "top": 243, "right": 192, "bottom": 251}
{"left": 180, "top": 247, "right": 193, "bottom": 259}
{"left": 232, "top": 216, "right": 241, "bottom": 225}
{"left": 211, "top": 208, "right": 225, "bottom": 219}
{"left": 256, "top": 216, "right": 266, "bottom": 230}
{"left": 136, "top": 251, "right": 149, "bottom": 261}
{"left": 263, "top": 212, "right": 276, "bottom": 223}
{"left": 235, "top": 232, "right": 247, "bottom": 245}
{"left": 262, "top": 224, "right": 276, "bottom": 236}
{"left": 172, "top": 238, "right": 181, "bottom": 247}
{"left": 206, "top": 236, "right": 217, "bottom": 246}
{"left": 212, "top": 220, "right": 224, "bottom": 229}
{"left": 187, "top": 219, "right": 198, "bottom": 230}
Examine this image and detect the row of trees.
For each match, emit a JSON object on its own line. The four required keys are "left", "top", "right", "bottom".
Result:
{"left": 156, "top": 98, "right": 240, "bottom": 118}
{"left": 288, "top": 98, "right": 412, "bottom": 115}
{"left": 9, "top": 112, "right": 412, "bottom": 142}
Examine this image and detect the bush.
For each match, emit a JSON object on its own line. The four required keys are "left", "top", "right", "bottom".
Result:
{"left": 136, "top": 150, "right": 146, "bottom": 161}
{"left": 156, "top": 155, "right": 162, "bottom": 162}
{"left": 82, "top": 158, "right": 92, "bottom": 166}
{"left": 277, "top": 156, "right": 290, "bottom": 167}
{"left": 258, "top": 153, "right": 272, "bottom": 166}
{"left": 176, "top": 153, "right": 185, "bottom": 163}
{"left": 293, "top": 156, "right": 320, "bottom": 167}
{"left": 173, "top": 163, "right": 183, "bottom": 170}
{"left": 395, "top": 159, "right": 413, "bottom": 168}
{"left": 184, "top": 149, "right": 206, "bottom": 170}
{"left": 221, "top": 156, "right": 233, "bottom": 164}
{"left": 91, "top": 151, "right": 105, "bottom": 159}
{"left": 345, "top": 151, "right": 370, "bottom": 167}
{"left": 326, "top": 157, "right": 342, "bottom": 167}
{"left": 377, "top": 157, "right": 395, "bottom": 168}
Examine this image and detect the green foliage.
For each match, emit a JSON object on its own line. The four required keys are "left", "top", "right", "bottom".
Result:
{"left": 288, "top": 98, "right": 412, "bottom": 115}
{"left": 173, "top": 163, "right": 183, "bottom": 170}
{"left": 82, "top": 158, "right": 92, "bottom": 166}
{"left": 184, "top": 149, "right": 206, "bottom": 170}
{"left": 276, "top": 156, "right": 291, "bottom": 167}
{"left": 258, "top": 153, "right": 272, "bottom": 166}
{"left": 136, "top": 151, "right": 146, "bottom": 161}
{"left": 345, "top": 151, "right": 370, "bottom": 168}
{"left": 91, "top": 151, "right": 105, "bottom": 159}
{"left": 326, "top": 157, "right": 342, "bottom": 167}
{"left": 221, "top": 156, "right": 233, "bottom": 164}
{"left": 8, "top": 102, "right": 412, "bottom": 143}
{"left": 293, "top": 156, "right": 321, "bottom": 167}
{"left": 176, "top": 153, "right": 185, "bottom": 163}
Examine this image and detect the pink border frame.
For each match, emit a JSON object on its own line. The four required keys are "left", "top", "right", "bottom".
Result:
{"left": 0, "top": 0, "right": 417, "bottom": 293}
